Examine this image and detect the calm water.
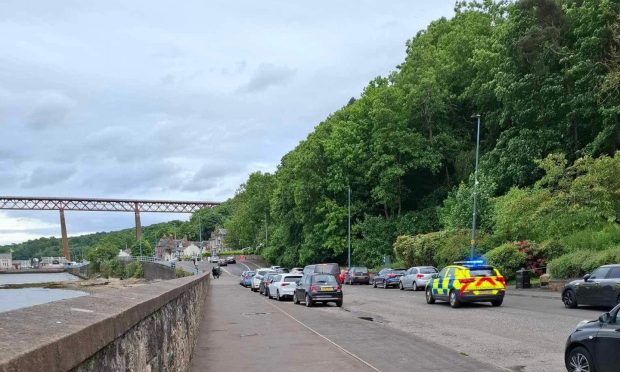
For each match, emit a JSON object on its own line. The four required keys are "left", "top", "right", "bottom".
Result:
{"left": 0, "top": 288, "right": 88, "bottom": 313}
{"left": 0, "top": 272, "right": 81, "bottom": 285}
{"left": 0, "top": 272, "right": 87, "bottom": 312}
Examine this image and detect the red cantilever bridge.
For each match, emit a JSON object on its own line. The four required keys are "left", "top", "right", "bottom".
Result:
{"left": 0, "top": 196, "right": 219, "bottom": 260}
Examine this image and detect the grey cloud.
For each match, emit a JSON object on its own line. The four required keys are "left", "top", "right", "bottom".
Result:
{"left": 181, "top": 161, "right": 246, "bottom": 192}
{"left": 238, "top": 64, "right": 295, "bottom": 93}
{"left": 21, "top": 165, "right": 76, "bottom": 188}
{"left": 27, "top": 91, "right": 75, "bottom": 129}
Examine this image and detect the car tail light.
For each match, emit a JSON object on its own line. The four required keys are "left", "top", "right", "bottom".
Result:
{"left": 388, "top": 274, "right": 396, "bottom": 278}
{"left": 281, "top": 283, "right": 289, "bottom": 287}
{"left": 310, "top": 284, "right": 318, "bottom": 293}
{"left": 459, "top": 278, "right": 475, "bottom": 284}
{"left": 496, "top": 276, "right": 506, "bottom": 286}
{"left": 416, "top": 274, "right": 424, "bottom": 278}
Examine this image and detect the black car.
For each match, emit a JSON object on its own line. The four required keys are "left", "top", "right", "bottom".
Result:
{"left": 293, "top": 273, "right": 342, "bottom": 307}
{"left": 565, "top": 303, "right": 620, "bottom": 372}
{"left": 344, "top": 266, "right": 370, "bottom": 285}
{"left": 562, "top": 264, "right": 620, "bottom": 308}
{"left": 259, "top": 272, "right": 278, "bottom": 296}
{"left": 372, "top": 268, "right": 407, "bottom": 288}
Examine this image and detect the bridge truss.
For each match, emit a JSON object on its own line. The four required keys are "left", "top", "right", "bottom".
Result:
{"left": 0, "top": 196, "right": 220, "bottom": 260}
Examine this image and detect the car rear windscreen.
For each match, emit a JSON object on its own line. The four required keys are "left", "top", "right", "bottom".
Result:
{"left": 257, "top": 270, "right": 267, "bottom": 276}
{"left": 283, "top": 276, "right": 302, "bottom": 282}
{"left": 393, "top": 270, "right": 406, "bottom": 275}
{"left": 468, "top": 268, "right": 495, "bottom": 277}
{"left": 353, "top": 267, "right": 368, "bottom": 273}
{"left": 420, "top": 268, "right": 436, "bottom": 274}
{"left": 312, "top": 274, "right": 338, "bottom": 284}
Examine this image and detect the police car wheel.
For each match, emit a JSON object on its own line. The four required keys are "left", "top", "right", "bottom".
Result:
{"left": 449, "top": 290, "right": 461, "bottom": 308}
{"left": 491, "top": 298, "right": 503, "bottom": 307}
{"left": 426, "top": 288, "right": 435, "bottom": 304}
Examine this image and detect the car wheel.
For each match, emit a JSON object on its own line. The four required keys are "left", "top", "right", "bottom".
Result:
{"left": 426, "top": 287, "right": 435, "bottom": 304}
{"left": 382, "top": 281, "right": 387, "bottom": 289}
{"left": 265, "top": 288, "right": 269, "bottom": 297}
{"left": 563, "top": 289, "right": 578, "bottom": 309}
{"left": 413, "top": 281, "right": 418, "bottom": 291}
{"left": 399, "top": 281, "right": 404, "bottom": 290}
{"left": 305, "top": 294, "right": 313, "bottom": 307}
{"left": 449, "top": 290, "right": 461, "bottom": 308}
{"left": 293, "top": 292, "right": 299, "bottom": 304}
{"left": 373, "top": 280, "right": 377, "bottom": 288}
{"left": 276, "top": 290, "right": 282, "bottom": 301}
{"left": 567, "top": 346, "right": 594, "bottom": 372}
{"left": 336, "top": 300, "right": 343, "bottom": 307}
{"left": 491, "top": 298, "right": 503, "bottom": 307}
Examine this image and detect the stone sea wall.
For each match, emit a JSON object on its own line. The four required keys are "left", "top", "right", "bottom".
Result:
{"left": 0, "top": 273, "right": 209, "bottom": 372}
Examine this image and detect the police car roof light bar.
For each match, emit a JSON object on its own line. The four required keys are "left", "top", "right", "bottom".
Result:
{"left": 454, "top": 259, "right": 486, "bottom": 266}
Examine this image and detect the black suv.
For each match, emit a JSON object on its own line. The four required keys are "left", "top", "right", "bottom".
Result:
{"left": 293, "top": 273, "right": 342, "bottom": 307}
{"left": 565, "top": 303, "right": 620, "bottom": 372}
{"left": 562, "top": 264, "right": 620, "bottom": 308}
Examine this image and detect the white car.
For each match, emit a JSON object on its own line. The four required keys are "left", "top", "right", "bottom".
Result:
{"left": 270, "top": 265, "right": 281, "bottom": 271}
{"left": 268, "top": 274, "right": 303, "bottom": 301}
{"left": 210, "top": 256, "right": 219, "bottom": 263}
{"left": 290, "top": 267, "right": 303, "bottom": 274}
{"left": 250, "top": 268, "right": 275, "bottom": 292}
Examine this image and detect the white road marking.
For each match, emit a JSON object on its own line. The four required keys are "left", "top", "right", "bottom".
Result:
{"left": 263, "top": 299, "right": 382, "bottom": 372}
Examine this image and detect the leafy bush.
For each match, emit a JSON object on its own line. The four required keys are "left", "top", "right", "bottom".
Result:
{"left": 124, "top": 261, "right": 143, "bottom": 278}
{"left": 394, "top": 230, "right": 487, "bottom": 268}
{"left": 561, "top": 224, "right": 620, "bottom": 252}
{"left": 100, "top": 259, "right": 124, "bottom": 278}
{"left": 484, "top": 243, "right": 527, "bottom": 280}
{"left": 549, "top": 246, "right": 620, "bottom": 278}
{"left": 87, "top": 242, "right": 120, "bottom": 272}
{"left": 535, "top": 239, "right": 566, "bottom": 261}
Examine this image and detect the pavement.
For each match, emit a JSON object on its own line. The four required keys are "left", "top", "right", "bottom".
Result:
{"left": 190, "top": 262, "right": 505, "bottom": 372}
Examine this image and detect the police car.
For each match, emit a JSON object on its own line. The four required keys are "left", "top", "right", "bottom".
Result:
{"left": 425, "top": 260, "right": 506, "bottom": 308}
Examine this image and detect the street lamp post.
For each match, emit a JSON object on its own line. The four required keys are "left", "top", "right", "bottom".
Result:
{"left": 347, "top": 186, "right": 351, "bottom": 270}
{"left": 470, "top": 114, "right": 481, "bottom": 260}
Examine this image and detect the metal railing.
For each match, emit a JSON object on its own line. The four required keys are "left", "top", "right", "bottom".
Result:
{"left": 118, "top": 256, "right": 176, "bottom": 269}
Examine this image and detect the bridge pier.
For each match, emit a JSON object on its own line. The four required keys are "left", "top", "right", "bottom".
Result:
{"left": 59, "top": 208, "right": 71, "bottom": 261}
{"left": 134, "top": 202, "right": 142, "bottom": 241}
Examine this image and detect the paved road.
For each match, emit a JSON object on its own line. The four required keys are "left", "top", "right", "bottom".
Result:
{"left": 214, "top": 262, "right": 608, "bottom": 371}
{"left": 192, "top": 262, "right": 507, "bottom": 372}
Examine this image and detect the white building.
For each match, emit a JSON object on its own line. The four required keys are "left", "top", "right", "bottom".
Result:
{"left": 0, "top": 253, "right": 12, "bottom": 270}
{"left": 13, "top": 259, "right": 32, "bottom": 269}
{"left": 183, "top": 243, "right": 201, "bottom": 257}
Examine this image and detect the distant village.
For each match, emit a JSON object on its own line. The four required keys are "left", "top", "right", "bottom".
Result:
{"left": 0, "top": 228, "right": 228, "bottom": 271}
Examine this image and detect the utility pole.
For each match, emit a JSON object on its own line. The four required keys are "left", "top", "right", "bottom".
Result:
{"left": 470, "top": 114, "right": 481, "bottom": 260}
{"left": 348, "top": 185, "right": 351, "bottom": 270}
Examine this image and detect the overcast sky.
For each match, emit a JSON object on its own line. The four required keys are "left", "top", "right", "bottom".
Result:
{"left": 0, "top": 1, "right": 456, "bottom": 245}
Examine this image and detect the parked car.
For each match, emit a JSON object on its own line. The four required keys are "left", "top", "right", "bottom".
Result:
{"left": 210, "top": 256, "right": 219, "bottom": 263}
{"left": 564, "top": 302, "right": 620, "bottom": 372}
{"left": 218, "top": 258, "right": 228, "bottom": 266}
{"left": 226, "top": 256, "right": 236, "bottom": 264}
{"left": 426, "top": 262, "right": 505, "bottom": 308}
{"left": 562, "top": 264, "right": 620, "bottom": 309}
{"left": 268, "top": 274, "right": 303, "bottom": 301}
{"left": 399, "top": 266, "right": 438, "bottom": 291}
{"left": 270, "top": 265, "right": 281, "bottom": 271}
{"left": 293, "top": 273, "right": 342, "bottom": 307}
{"left": 240, "top": 271, "right": 255, "bottom": 287}
{"left": 276, "top": 267, "right": 290, "bottom": 273}
{"left": 303, "top": 263, "right": 340, "bottom": 280}
{"left": 290, "top": 267, "right": 303, "bottom": 274}
{"left": 344, "top": 266, "right": 370, "bottom": 285}
{"left": 250, "top": 268, "right": 274, "bottom": 292}
{"left": 260, "top": 272, "right": 279, "bottom": 296}
{"left": 372, "top": 268, "right": 407, "bottom": 288}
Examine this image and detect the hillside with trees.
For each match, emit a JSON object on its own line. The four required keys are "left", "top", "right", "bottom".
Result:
{"left": 219, "top": 0, "right": 620, "bottom": 278}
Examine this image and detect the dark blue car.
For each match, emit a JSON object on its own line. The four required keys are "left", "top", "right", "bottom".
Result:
{"left": 372, "top": 268, "right": 406, "bottom": 289}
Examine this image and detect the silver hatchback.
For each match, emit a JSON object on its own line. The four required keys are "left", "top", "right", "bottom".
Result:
{"left": 399, "top": 266, "right": 438, "bottom": 291}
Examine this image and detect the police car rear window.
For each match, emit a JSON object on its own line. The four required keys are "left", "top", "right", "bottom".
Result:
{"left": 468, "top": 269, "right": 495, "bottom": 277}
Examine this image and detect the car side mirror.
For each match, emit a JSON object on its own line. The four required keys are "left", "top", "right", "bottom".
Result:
{"left": 583, "top": 274, "right": 591, "bottom": 282}
{"left": 599, "top": 312, "right": 610, "bottom": 323}
{"left": 432, "top": 274, "right": 439, "bottom": 279}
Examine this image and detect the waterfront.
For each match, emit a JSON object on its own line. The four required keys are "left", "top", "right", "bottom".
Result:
{"left": 0, "top": 272, "right": 87, "bottom": 313}
{"left": 0, "top": 272, "right": 81, "bottom": 285}
{"left": 0, "top": 288, "right": 88, "bottom": 312}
